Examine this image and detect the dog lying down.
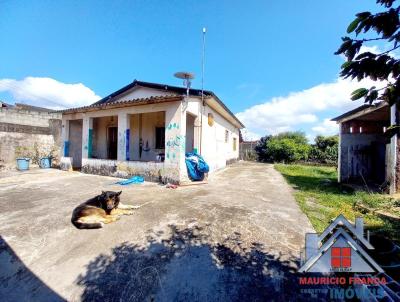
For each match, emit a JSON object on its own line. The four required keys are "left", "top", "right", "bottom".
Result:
{"left": 71, "top": 191, "right": 140, "bottom": 229}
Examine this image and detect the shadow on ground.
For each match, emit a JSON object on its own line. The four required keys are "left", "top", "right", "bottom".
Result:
{"left": 0, "top": 236, "right": 66, "bottom": 302}
{"left": 76, "top": 225, "right": 314, "bottom": 302}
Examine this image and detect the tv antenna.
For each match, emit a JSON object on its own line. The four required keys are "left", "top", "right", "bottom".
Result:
{"left": 174, "top": 71, "right": 195, "bottom": 96}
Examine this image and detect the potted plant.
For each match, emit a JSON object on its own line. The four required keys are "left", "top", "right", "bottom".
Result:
{"left": 34, "top": 143, "right": 60, "bottom": 169}
{"left": 15, "top": 146, "right": 32, "bottom": 171}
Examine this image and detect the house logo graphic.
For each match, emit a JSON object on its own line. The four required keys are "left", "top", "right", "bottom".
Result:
{"left": 299, "top": 215, "right": 383, "bottom": 273}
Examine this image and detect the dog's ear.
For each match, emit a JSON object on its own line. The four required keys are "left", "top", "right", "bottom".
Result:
{"left": 101, "top": 191, "right": 106, "bottom": 195}
{"left": 117, "top": 191, "right": 122, "bottom": 196}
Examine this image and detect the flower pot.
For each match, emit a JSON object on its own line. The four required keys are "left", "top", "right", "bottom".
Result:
{"left": 16, "top": 158, "right": 30, "bottom": 171}
{"left": 39, "top": 157, "right": 52, "bottom": 169}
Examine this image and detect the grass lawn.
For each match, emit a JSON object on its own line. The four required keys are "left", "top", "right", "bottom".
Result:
{"left": 275, "top": 164, "right": 399, "bottom": 242}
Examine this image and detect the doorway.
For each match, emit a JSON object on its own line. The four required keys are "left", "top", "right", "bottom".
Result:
{"left": 68, "top": 119, "right": 83, "bottom": 169}
{"left": 108, "top": 127, "right": 118, "bottom": 160}
{"left": 186, "top": 113, "right": 196, "bottom": 153}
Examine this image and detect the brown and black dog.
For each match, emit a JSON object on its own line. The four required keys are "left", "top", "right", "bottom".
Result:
{"left": 71, "top": 191, "right": 138, "bottom": 229}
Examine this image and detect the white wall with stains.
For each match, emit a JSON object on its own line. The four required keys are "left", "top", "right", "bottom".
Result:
{"left": 62, "top": 87, "right": 241, "bottom": 182}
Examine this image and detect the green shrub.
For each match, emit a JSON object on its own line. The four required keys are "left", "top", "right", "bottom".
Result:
{"left": 267, "top": 137, "right": 310, "bottom": 163}
{"left": 255, "top": 133, "right": 338, "bottom": 165}
{"left": 255, "top": 132, "right": 310, "bottom": 163}
{"left": 309, "top": 135, "right": 338, "bottom": 165}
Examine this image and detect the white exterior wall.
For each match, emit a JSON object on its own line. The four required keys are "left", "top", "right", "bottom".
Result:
{"left": 92, "top": 116, "right": 117, "bottom": 159}
{"left": 63, "top": 100, "right": 186, "bottom": 183}
{"left": 130, "top": 111, "right": 165, "bottom": 161}
{"left": 115, "top": 86, "right": 174, "bottom": 100}
{"left": 62, "top": 87, "right": 241, "bottom": 182}
{"left": 199, "top": 102, "right": 240, "bottom": 172}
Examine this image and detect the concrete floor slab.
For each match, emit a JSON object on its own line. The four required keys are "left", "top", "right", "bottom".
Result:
{"left": 0, "top": 162, "right": 314, "bottom": 301}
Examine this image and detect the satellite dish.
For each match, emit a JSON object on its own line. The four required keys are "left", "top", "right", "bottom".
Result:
{"left": 174, "top": 72, "right": 195, "bottom": 80}
{"left": 174, "top": 71, "right": 195, "bottom": 96}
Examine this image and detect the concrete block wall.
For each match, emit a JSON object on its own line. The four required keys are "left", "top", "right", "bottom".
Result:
{"left": 0, "top": 107, "right": 62, "bottom": 167}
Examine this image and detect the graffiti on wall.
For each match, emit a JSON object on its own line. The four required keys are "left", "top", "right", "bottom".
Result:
{"left": 165, "top": 122, "right": 185, "bottom": 162}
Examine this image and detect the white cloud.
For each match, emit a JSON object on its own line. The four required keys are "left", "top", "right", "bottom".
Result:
{"left": 236, "top": 44, "right": 394, "bottom": 141}
{"left": 236, "top": 73, "right": 386, "bottom": 140}
{"left": 312, "top": 119, "right": 339, "bottom": 136}
{"left": 0, "top": 77, "right": 100, "bottom": 109}
{"left": 241, "top": 128, "right": 262, "bottom": 141}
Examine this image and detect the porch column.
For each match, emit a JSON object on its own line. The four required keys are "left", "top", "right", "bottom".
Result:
{"left": 117, "top": 112, "right": 130, "bottom": 161}
{"left": 164, "top": 102, "right": 187, "bottom": 183}
{"left": 82, "top": 115, "right": 93, "bottom": 159}
{"left": 61, "top": 119, "right": 70, "bottom": 156}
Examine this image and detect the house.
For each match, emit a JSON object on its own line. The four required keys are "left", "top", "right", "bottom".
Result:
{"left": 332, "top": 102, "right": 399, "bottom": 193}
{"left": 60, "top": 80, "right": 244, "bottom": 184}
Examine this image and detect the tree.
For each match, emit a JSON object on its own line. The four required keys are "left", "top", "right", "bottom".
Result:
{"left": 254, "top": 135, "right": 272, "bottom": 162}
{"left": 335, "top": 0, "right": 400, "bottom": 106}
{"left": 309, "top": 135, "right": 339, "bottom": 165}
{"left": 254, "top": 132, "right": 310, "bottom": 163}
{"left": 314, "top": 135, "right": 339, "bottom": 151}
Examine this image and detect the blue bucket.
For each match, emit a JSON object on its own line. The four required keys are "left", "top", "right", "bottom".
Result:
{"left": 16, "top": 158, "right": 30, "bottom": 171}
{"left": 39, "top": 157, "right": 52, "bottom": 169}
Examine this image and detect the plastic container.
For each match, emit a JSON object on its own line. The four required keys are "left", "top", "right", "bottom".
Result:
{"left": 16, "top": 158, "right": 30, "bottom": 171}
{"left": 39, "top": 157, "right": 52, "bottom": 169}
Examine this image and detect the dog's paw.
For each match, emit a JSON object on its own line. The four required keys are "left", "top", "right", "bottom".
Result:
{"left": 127, "top": 205, "right": 141, "bottom": 209}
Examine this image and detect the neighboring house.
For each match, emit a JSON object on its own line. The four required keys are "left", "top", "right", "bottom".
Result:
{"left": 60, "top": 80, "right": 244, "bottom": 184}
{"left": 332, "top": 101, "right": 399, "bottom": 193}
{"left": 0, "top": 103, "right": 61, "bottom": 168}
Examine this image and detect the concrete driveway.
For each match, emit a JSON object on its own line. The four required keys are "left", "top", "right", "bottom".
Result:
{"left": 0, "top": 162, "right": 313, "bottom": 301}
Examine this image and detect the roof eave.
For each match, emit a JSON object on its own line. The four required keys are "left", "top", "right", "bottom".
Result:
{"left": 60, "top": 95, "right": 183, "bottom": 114}
{"left": 331, "top": 102, "right": 388, "bottom": 123}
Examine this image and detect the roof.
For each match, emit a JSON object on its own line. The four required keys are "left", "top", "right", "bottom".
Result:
{"left": 62, "top": 79, "right": 244, "bottom": 128}
{"left": 14, "top": 103, "right": 57, "bottom": 112}
{"left": 60, "top": 95, "right": 183, "bottom": 114}
{"left": 92, "top": 80, "right": 212, "bottom": 105}
{"left": 331, "top": 102, "right": 388, "bottom": 122}
{"left": 0, "top": 101, "right": 13, "bottom": 108}
{"left": 0, "top": 102, "right": 56, "bottom": 112}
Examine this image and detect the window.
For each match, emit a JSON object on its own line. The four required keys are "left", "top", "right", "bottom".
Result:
{"left": 233, "top": 137, "right": 237, "bottom": 151}
{"left": 208, "top": 113, "right": 214, "bottom": 126}
{"left": 225, "top": 130, "right": 229, "bottom": 143}
{"left": 155, "top": 127, "right": 165, "bottom": 149}
{"left": 331, "top": 247, "right": 351, "bottom": 268}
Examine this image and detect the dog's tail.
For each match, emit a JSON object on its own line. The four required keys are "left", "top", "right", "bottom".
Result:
{"left": 72, "top": 220, "right": 104, "bottom": 229}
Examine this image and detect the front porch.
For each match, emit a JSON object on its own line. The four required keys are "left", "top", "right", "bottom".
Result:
{"left": 60, "top": 100, "right": 199, "bottom": 184}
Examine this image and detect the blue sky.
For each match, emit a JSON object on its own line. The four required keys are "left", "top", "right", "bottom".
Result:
{"left": 0, "top": 0, "right": 385, "bottom": 140}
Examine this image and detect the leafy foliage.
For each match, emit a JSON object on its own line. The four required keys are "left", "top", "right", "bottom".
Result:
{"left": 335, "top": 0, "right": 400, "bottom": 105}
{"left": 254, "top": 132, "right": 310, "bottom": 163}
{"left": 255, "top": 133, "right": 338, "bottom": 165}
{"left": 254, "top": 135, "right": 272, "bottom": 162}
{"left": 14, "top": 143, "right": 60, "bottom": 164}
{"left": 309, "top": 135, "right": 339, "bottom": 165}
{"left": 267, "top": 137, "right": 311, "bottom": 163}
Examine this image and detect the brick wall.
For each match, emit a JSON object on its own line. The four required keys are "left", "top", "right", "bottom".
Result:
{"left": 0, "top": 107, "right": 62, "bottom": 167}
